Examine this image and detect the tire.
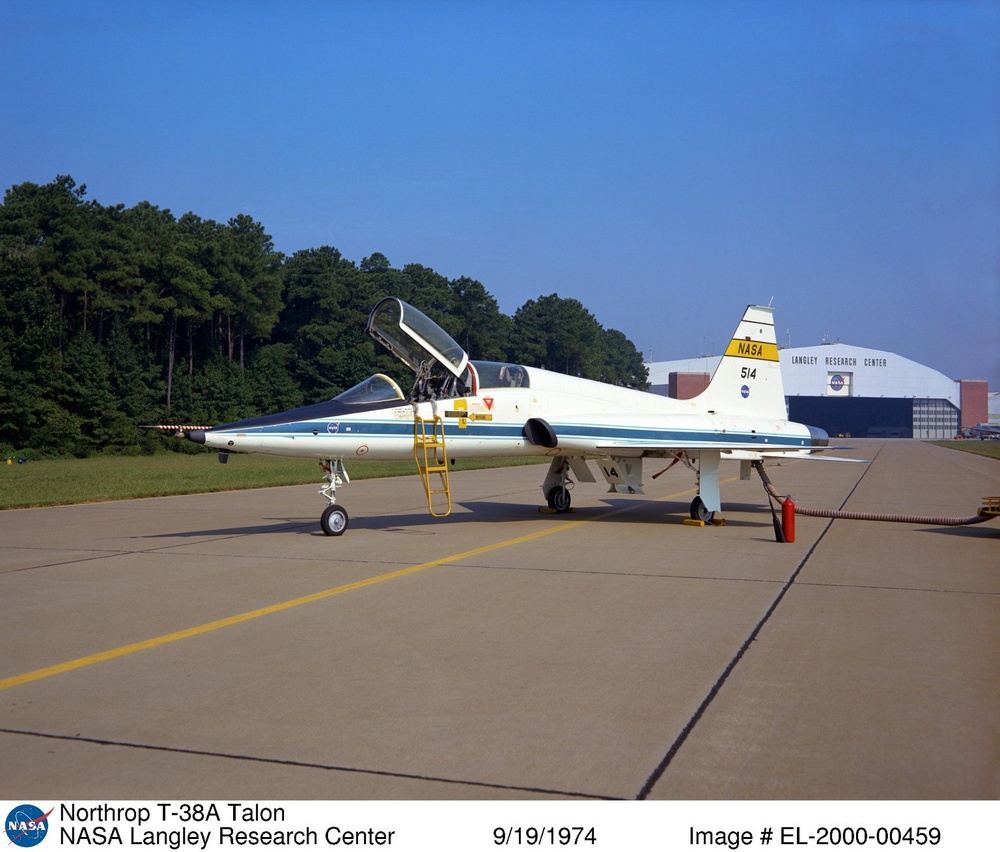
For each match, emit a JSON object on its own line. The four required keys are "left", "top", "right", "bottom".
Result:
{"left": 690, "top": 496, "right": 714, "bottom": 522}
{"left": 321, "top": 504, "right": 349, "bottom": 536}
{"left": 547, "top": 486, "right": 572, "bottom": 513}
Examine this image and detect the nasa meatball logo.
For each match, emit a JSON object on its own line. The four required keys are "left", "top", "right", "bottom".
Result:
{"left": 5, "top": 805, "right": 53, "bottom": 848}
{"left": 327, "top": 421, "right": 340, "bottom": 434}
{"left": 740, "top": 384, "right": 750, "bottom": 399}
{"left": 830, "top": 374, "right": 845, "bottom": 392}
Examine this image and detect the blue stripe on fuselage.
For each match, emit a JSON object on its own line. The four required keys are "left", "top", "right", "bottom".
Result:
{"left": 208, "top": 417, "right": 806, "bottom": 448}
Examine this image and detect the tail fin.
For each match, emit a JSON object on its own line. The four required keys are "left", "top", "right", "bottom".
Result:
{"left": 694, "top": 305, "right": 787, "bottom": 419}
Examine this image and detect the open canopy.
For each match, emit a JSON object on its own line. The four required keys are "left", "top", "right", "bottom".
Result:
{"left": 366, "top": 297, "right": 469, "bottom": 378}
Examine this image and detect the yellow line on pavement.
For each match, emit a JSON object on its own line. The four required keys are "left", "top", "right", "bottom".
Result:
{"left": 0, "top": 478, "right": 720, "bottom": 692}
{"left": 0, "top": 516, "right": 598, "bottom": 692}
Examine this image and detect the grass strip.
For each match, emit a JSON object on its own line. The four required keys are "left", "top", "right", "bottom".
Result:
{"left": 0, "top": 451, "right": 544, "bottom": 510}
{"left": 930, "top": 440, "right": 1000, "bottom": 461}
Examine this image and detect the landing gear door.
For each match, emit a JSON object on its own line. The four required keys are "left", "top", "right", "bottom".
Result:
{"left": 366, "top": 297, "right": 469, "bottom": 379}
{"left": 599, "top": 456, "right": 645, "bottom": 495}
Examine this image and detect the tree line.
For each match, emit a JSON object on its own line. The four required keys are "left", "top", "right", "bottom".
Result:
{"left": 0, "top": 175, "right": 648, "bottom": 457}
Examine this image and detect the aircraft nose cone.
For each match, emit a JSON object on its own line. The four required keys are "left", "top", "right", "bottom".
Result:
{"left": 188, "top": 430, "right": 206, "bottom": 445}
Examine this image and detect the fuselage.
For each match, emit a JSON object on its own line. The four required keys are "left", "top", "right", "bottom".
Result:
{"left": 172, "top": 297, "right": 841, "bottom": 533}
{"left": 190, "top": 362, "right": 826, "bottom": 462}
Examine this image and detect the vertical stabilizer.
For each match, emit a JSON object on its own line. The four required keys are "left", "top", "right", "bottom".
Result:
{"left": 694, "top": 305, "right": 787, "bottom": 418}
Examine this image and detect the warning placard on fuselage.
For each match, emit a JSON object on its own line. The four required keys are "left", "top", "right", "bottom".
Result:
{"left": 445, "top": 411, "right": 492, "bottom": 420}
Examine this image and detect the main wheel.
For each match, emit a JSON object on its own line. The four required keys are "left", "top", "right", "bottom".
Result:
{"left": 321, "top": 504, "right": 349, "bottom": 536}
{"left": 547, "top": 485, "right": 572, "bottom": 513}
{"left": 690, "top": 496, "right": 715, "bottom": 523}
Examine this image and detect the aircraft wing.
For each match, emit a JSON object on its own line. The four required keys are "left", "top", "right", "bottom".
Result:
{"left": 523, "top": 413, "right": 830, "bottom": 458}
{"left": 590, "top": 443, "right": 868, "bottom": 463}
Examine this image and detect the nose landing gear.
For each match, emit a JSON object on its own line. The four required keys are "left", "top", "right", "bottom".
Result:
{"left": 321, "top": 504, "right": 349, "bottom": 536}
{"left": 319, "top": 459, "right": 350, "bottom": 536}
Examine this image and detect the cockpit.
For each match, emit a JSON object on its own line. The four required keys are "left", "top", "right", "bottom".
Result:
{"left": 366, "top": 297, "right": 529, "bottom": 402}
{"left": 470, "top": 361, "right": 528, "bottom": 389}
{"left": 333, "top": 373, "right": 405, "bottom": 405}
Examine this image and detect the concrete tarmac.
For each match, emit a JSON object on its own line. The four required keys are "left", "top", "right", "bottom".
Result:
{"left": 1, "top": 439, "right": 997, "bottom": 800}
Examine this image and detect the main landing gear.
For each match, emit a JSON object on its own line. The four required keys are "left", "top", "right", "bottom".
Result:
{"left": 689, "top": 495, "right": 715, "bottom": 523}
{"left": 542, "top": 458, "right": 574, "bottom": 513}
{"left": 319, "top": 459, "right": 350, "bottom": 536}
{"left": 656, "top": 453, "right": 721, "bottom": 524}
{"left": 547, "top": 484, "right": 572, "bottom": 512}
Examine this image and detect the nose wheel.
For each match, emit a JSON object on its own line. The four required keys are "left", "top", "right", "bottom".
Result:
{"left": 321, "top": 504, "right": 349, "bottom": 536}
{"left": 319, "top": 459, "right": 350, "bottom": 536}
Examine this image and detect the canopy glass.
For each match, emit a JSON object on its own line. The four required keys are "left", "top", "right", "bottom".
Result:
{"left": 366, "top": 297, "right": 469, "bottom": 378}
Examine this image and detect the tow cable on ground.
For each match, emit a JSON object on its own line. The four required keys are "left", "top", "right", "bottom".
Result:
{"left": 751, "top": 460, "right": 999, "bottom": 543}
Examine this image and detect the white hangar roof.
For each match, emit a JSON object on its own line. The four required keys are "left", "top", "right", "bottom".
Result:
{"left": 647, "top": 343, "right": 960, "bottom": 405}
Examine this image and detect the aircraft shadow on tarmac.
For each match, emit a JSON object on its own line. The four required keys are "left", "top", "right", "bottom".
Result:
{"left": 143, "top": 498, "right": 775, "bottom": 539}
{"left": 921, "top": 523, "right": 999, "bottom": 539}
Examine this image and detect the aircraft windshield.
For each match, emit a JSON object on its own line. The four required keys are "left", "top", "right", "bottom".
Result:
{"left": 366, "top": 297, "right": 469, "bottom": 378}
{"left": 334, "top": 374, "right": 405, "bottom": 405}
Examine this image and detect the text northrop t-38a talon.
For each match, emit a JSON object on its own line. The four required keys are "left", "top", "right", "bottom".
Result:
{"left": 162, "top": 298, "right": 842, "bottom": 536}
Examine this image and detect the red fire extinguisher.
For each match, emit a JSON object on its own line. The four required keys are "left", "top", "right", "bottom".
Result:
{"left": 782, "top": 496, "right": 796, "bottom": 543}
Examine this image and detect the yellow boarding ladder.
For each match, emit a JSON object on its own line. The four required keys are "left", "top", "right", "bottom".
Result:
{"left": 413, "top": 413, "right": 452, "bottom": 517}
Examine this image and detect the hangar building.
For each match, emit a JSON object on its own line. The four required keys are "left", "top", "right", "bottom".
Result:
{"left": 646, "top": 342, "right": 989, "bottom": 440}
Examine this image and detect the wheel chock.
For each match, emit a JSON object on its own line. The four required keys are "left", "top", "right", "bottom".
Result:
{"left": 683, "top": 517, "right": 726, "bottom": 527}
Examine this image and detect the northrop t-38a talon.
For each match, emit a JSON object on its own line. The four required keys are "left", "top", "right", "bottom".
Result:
{"left": 167, "top": 298, "right": 836, "bottom": 536}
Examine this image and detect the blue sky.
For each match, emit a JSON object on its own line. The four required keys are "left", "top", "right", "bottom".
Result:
{"left": 2, "top": 0, "right": 998, "bottom": 385}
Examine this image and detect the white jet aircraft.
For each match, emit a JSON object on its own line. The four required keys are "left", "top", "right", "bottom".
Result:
{"left": 179, "top": 297, "right": 833, "bottom": 535}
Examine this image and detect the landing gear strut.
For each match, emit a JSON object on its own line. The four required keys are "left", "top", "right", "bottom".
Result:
{"left": 319, "top": 459, "right": 350, "bottom": 536}
{"left": 688, "top": 451, "right": 722, "bottom": 524}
